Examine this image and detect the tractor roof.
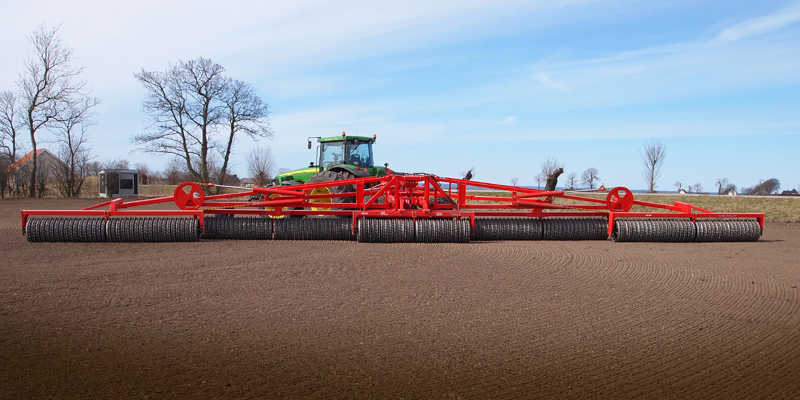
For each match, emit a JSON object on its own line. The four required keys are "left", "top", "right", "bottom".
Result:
{"left": 318, "top": 135, "right": 375, "bottom": 143}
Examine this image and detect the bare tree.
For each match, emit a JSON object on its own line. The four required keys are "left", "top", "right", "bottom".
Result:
{"left": 540, "top": 158, "right": 564, "bottom": 191}
{"left": 581, "top": 167, "right": 600, "bottom": 189}
{"left": 102, "top": 158, "right": 130, "bottom": 170}
{"left": 566, "top": 172, "right": 577, "bottom": 190}
{"left": 246, "top": 146, "right": 275, "bottom": 187}
{"left": 13, "top": 159, "right": 31, "bottom": 197}
{"left": 674, "top": 181, "right": 683, "bottom": 192}
{"left": 16, "top": 25, "right": 94, "bottom": 197}
{"left": 217, "top": 80, "right": 272, "bottom": 186}
{"left": 755, "top": 181, "right": 768, "bottom": 195}
{"left": 510, "top": 177, "right": 519, "bottom": 187}
{"left": 691, "top": 183, "right": 703, "bottom": 194}
{"left": 133, "top": 58, "right": 219, "bottom": 187}
{"left": 35, "top": 155, "right": 56, "bottom": 198}
{"left": 0, "top": 153, "right": 11, "bottom": 198}
{"left": 147, "top": 170, "right": 164, "bottom": 185}
{"left": 745, "top": 178, "right": 780, "bottom": 195}
{"left": 721, "top": 183, "right": 737, "bottom": 195}
{"left": 1, "top": 91, "right": 21, "bottom": 163}
{"left": 133, "top": 57, "right": 272, "bottom": 192}
{"left": 458, "top": 165, "right": 475, "bottom": 181}
{"left": 86, "top": 160, "right": 102, "bottom": 176}
{"left": 0, "top": 92, "right": 18, "bottom": 198}
{"left": 641, "top": 138, "right": 666, "bottom": 193}
{"left": 52, "top": 96, "right": 98, "bottom": 197}
{"left": 534, "top": 172, "right": 544, "bottom": 189}
{"left": 134, "top": 163, "right": 151, "bottom": 185}
{"left": 715, "top": 178, "right": 729, "bottom": 195}
{"left": 162, "top": 158, "right": 187, "bottom": 185}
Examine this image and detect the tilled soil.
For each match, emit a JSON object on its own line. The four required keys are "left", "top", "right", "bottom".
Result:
{"left": 1, "top": 198, "right": 799, "bottom": 399}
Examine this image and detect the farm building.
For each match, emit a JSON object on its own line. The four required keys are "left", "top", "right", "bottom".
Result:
{"left": 6, "top": 149, "right": 64, "bottom": 195}
{"left": 239, "top": 178, "right": 257, "bottom": 187}
{"left": 99, "top": 169, "right": 139, "bottom": 197}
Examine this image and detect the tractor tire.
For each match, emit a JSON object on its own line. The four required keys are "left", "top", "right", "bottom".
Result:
{"left": 307, "top": 171, "right": 357, "bottom": 208}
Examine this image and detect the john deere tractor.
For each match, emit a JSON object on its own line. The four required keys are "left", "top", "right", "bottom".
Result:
{"left": 272, "top": 132, "right": 389, "bottom": 204}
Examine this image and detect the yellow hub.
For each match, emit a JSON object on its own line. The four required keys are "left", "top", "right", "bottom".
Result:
{"left": 309, "top": 187, "right": 333, "bottom": 211}
{"left": 264, "top": 193, "right": 286, "bottom": 219}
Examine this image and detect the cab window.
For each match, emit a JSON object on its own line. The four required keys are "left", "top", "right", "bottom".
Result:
{"left": 347, "top": 142, "right": 373, "bottom": 167}
{"left": 319, "top": 142, "right": 345, "bottom": 168}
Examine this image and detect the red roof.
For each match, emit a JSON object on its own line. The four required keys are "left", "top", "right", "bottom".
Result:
{"left": 7, "top": 149, "right": 46, "bottom": 172}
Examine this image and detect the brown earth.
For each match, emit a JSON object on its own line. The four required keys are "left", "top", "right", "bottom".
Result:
{"left": 1, "top": 198, "right": 799, "bottom": 399}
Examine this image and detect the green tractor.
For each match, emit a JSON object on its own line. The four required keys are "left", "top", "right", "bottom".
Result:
{"left": 271, "top": 132, "right": 390, "bottom": 205}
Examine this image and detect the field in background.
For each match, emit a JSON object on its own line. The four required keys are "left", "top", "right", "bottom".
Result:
{"left": 138, "top": 184, "right": 178, "bottom": 197}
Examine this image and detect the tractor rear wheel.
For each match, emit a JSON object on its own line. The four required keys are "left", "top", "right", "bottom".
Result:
{"left": 307, "top": 171, "right": 357, "bottom": 210}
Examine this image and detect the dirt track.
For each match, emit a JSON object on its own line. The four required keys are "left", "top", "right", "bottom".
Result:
{"left": 1, "top": 198, "right": 799, "bottom": 399}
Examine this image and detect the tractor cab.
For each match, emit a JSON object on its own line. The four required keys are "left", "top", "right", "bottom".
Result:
{"left": 317, "top": 134, "right": 375, "bottom": 169}
{"left": 273, "top": 132, "right": 387, "bottom": 186}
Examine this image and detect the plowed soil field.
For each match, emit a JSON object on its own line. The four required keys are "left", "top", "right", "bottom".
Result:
{"left": 1, "top": 198, "right": 799, "bottom": 399}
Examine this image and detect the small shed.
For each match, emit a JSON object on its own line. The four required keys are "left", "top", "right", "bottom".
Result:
{"left": 99, "top": 169, "right": 139, "bottom": 197}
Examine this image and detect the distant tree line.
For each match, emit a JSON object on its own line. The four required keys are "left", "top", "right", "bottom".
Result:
{"left": 742, "top": 178, "right": 781, "bottom": 195}
{"left": 496, "top": 138, "right": 791, "bottom": 197}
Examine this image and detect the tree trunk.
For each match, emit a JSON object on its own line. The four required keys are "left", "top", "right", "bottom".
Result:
{"left": 217, "top": 125, "right": 235, "bottom": 194}
{"left": 545, "top": 168, "right": 564, "bottom": 192}
{"left": 28, "top": 114, "right": 37, "bottom": 197}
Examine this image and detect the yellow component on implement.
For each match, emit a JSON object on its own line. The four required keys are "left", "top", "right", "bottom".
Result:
{"left": 309, "top": 186, "right": 332, "bottom": 211}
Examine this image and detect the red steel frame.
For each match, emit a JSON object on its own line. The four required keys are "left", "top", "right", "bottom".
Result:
{"left": 20, "top": 174, "right": 765, "bottom": 236}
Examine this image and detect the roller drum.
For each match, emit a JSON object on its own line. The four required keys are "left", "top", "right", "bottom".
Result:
{"left": 612, "top": 219, "right": 696, "bottom": 242}
{"left": 415, "top": 219, "right": 470, "bottom": 243}
{"left": 24, "top": 218, "right": 44, "bottom": 242}
{"left": 25, "top": 217, "right": 107, "bottom": 243}
{"left": 695, "top": 219, "right": 761, "bottom": 242}
{"left": 107, "top": 218, "right": 199, "bottom": 242}
{"left": 203, "top": 216, "right": 273, "bottom": 240}
{"left": 472, "top": 218, "right": 543, "bottom": 241}
{"left": 543, "top": 218, "right": 609, "bottom": 241}
{"left": 357, "top": 218, "right": 415, "bottom": 243}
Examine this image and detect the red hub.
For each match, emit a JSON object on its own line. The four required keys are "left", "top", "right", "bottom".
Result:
{"left": 174, "top": 182, "right": 205, "bottom": 210}
{"left": 606, "top": 187, "right": 634, "bottom": 212}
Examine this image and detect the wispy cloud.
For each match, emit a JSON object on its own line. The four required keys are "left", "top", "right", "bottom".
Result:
{"left": 716, "top": 3, "right": 800, "bottom": 42}
{"left": 513, "top": 8, "right": 800, "bottom": 113}
{"left": 495, "top": 116, "right": 519, "bottom": 125}
{"left": 532, "top": 72, "right": 573, "bottom": 92}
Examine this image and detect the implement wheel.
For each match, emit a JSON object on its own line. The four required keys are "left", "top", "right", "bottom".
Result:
{"left": 606, "top": 187, "right": 634, "bottom": 212}
{"left": 174, "top": 182, "right": 205, "bottom": 210}
{"left": 307, "top": 171, "right": 356, "bottom": 211}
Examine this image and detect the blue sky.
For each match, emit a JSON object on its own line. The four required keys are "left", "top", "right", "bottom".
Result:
{"left": 1, "top": 0, "right": 798, "bottom": 192}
